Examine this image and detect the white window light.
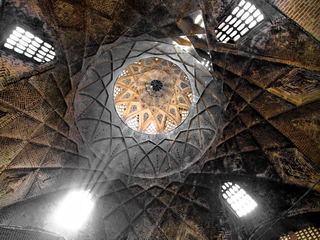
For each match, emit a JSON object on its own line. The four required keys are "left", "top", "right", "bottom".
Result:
{"left": 221, "top": 182, "right": 257, "bottom": 217}
{"left": 164, "top": 118, "right": 176, "bottom": 132}
{"left": 115, "top": 103, "right": 128, "bottom": 117}
{"left": 194, "top": 13, "right": 205, "bottom": 28}
{"left": 179, "top": 109, "right": 189, "bottom": 121}
{"left": 4, "top": 26, "right": 56, "bottom": 63}
{"left": 145, "top": 121, "right": 157, "bottom": 134}
{"left": 127, "top": 115, "right": 139, "bottom": 130}
{"left": 215, "top": 0, "right": 264, "bottom": 43}
{"left": 54, "top": 190, "right": 94, "bottom": 230}
{"left": 114, "top": 86, "right": 123, "bottom": 97}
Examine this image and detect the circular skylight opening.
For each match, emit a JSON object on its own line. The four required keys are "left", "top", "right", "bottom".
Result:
{"left": 114, "top": 58, "right": 193, "bottom": 134}
{"left": 150, "top": 79, "right": 163, "bottom": 91}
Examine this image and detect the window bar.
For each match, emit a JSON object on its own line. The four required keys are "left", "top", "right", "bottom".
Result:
{"left": 215, "top": 0, "right": 264, "bottom": 43}
{"left": 221, "top": 182, "right": 258, "bottom": 217}
{"left": 4, "top": 26, "right": 56, "bottom": 63}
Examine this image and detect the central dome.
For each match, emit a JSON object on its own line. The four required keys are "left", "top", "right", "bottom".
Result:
{"left": 75, "top": 40, "right": 221, "bottom": 177}
{"left": 114, "top": 57, "right": 192, "bottom": 134}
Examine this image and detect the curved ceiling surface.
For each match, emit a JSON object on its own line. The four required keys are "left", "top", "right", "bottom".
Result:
{"left": 114, "top": 57, "right": 193, "bottom": 134}
{"left": 75, "top": 40, "right": 222, "bottom": 178}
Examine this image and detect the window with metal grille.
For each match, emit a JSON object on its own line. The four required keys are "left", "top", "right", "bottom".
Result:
{"left": 280, "top": 226, "right": 320, "bottom": 240}
{"left": 221, "top": 182, "right": 258, "bottom": 217}
{"left": 4, "top": 26, "right": 56, "bottom": 63}
{"left": 215, "top": 0, "right": 264, "bottom": 43}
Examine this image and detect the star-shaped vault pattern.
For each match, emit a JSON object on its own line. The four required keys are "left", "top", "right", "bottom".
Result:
{"left": 75, "top": 40, "right": 223, "bottom": 178}
{"left": 113, "top": 57, "right": 193, "bottom": 134}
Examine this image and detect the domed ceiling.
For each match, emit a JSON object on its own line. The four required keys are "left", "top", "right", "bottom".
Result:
{"left": 0, "top": 0, "right": 320, "bottom": 239}
{"left": 75, "top": 40, "right": 222, "bottom": 177}
{"left": 114, "top": 57, "right": 193, "bottom": 134}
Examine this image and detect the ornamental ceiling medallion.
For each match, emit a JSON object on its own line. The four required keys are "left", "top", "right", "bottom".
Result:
{"left": 114, "top": 58, "right": 192, "bottom": 134}
{"left": 74, "top": 40, "right": 222, "bottom": 178}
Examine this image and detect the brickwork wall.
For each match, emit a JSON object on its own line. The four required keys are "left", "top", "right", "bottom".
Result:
{"left": 272, "top": 0, "right": 320, "bottom": 41}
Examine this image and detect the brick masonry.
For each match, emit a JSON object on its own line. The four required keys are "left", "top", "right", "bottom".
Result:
{"left": 272, "top": 0, "right": 320, "bottom": 41}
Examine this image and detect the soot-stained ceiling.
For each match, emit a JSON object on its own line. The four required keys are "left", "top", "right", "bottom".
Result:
{"left": 0, "top": 0, "right": 319, "bottom": 239}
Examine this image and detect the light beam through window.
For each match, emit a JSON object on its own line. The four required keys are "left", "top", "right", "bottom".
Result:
{"left": 54, "top": 190, "right": 94, "bottom": 230}
{"left": 221, "top": 182, "right": 257, "bottom": 217}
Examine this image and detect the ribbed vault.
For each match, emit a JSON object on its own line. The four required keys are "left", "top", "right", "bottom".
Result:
{"left": 0, "top": 0, "right": 319, "bottom": 239}
{"left": 114, "top": 57, "right": 193, "bottom": 134}
{"left": 74, "top": 40, "right": 222, "bottom": 177}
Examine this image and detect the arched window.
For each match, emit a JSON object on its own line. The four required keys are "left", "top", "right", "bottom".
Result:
{"left": 221, "top": 182, "right": 257, "bottom": 217}
{"left": 215, "top": 0, "right": 264, "bottom": 43}
{"left": 4, "top": 26, "right": 56, "bottom": 63}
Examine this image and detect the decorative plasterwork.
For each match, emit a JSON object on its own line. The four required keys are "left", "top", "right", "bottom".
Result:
{"left": 74, "top": 40, "right": 222, "bottom": 178}
{"left": 114, "top": 57, "right": 192, "bottom": 134}
{"left": 267, "top": 69, "right": 320, "bottom": 106}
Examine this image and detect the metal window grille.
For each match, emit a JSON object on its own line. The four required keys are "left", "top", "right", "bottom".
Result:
{"left": 215, "top": 0, "right": 264, "bottom": 43}
{"left": 4, "top": 26, "right": 56, "bottom": 63}
{"left": 221, "top": 182, "right": 258, "bottom": 217}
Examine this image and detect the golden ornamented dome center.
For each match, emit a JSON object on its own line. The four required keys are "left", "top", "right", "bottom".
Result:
{"left": 114, "top": 57, "right": 193, "bottom": 134}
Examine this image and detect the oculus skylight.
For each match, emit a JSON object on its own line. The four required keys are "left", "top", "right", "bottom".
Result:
{"left": 221, "top": 182, "right": 257, "bottom": 217}
{"left": 216, "top": 0, "right": 264, "bottom": 43}
{"left": 4, "top": 26, "right": 56, "bottom": 63}
{"left": 280, "top": 226, "right": 320, "bottom": 240}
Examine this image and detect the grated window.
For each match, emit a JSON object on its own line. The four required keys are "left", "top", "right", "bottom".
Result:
{"left": 180, "top": 109, "right": 189, "bottom": 121}
{"left": 164, "top": 118, "right": 176, "bottom": 132}
{"left": 201, "top": 59, "right": 213, "bottom": 72}
{"left": 221, "top": 182, "right": 257, "bottom": 217}
{"left": 120, "top": 69, "right": 130, "bottom": 77}
{"left": 145, "top": 121, "right": 157, "bottom": 134}
{"left": 215, "top": 0, "right": 264, "bottom": 43}
{"left": 115, "top": 103, "right": 128, "bottom": 118}
{"left": 127, "top": 115, "right": 139, "bottom": 130}
{"left": 280, "top": 226, "right": 320, "bottom": 240}
{"left": 4, "top": 26, "right": 56, "bottom": 63}
{"left": 114, "top": 86, "right": 123, "bottom": 97}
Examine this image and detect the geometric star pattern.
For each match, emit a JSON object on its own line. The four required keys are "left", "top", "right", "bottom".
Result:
{"left": 98, "top": 180, "right": 214, "bottom": 240}
{"left": 113, "top": 57, "right": 193, "bottom": 134}
{"left": 75, "top": 40, "right": 222, "bottom": 178}
{"left": 0, "top": 67, "right": 82, "bottom": 208}
{"left": 1, "top": 0, "right": 320, "bottom": 239}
